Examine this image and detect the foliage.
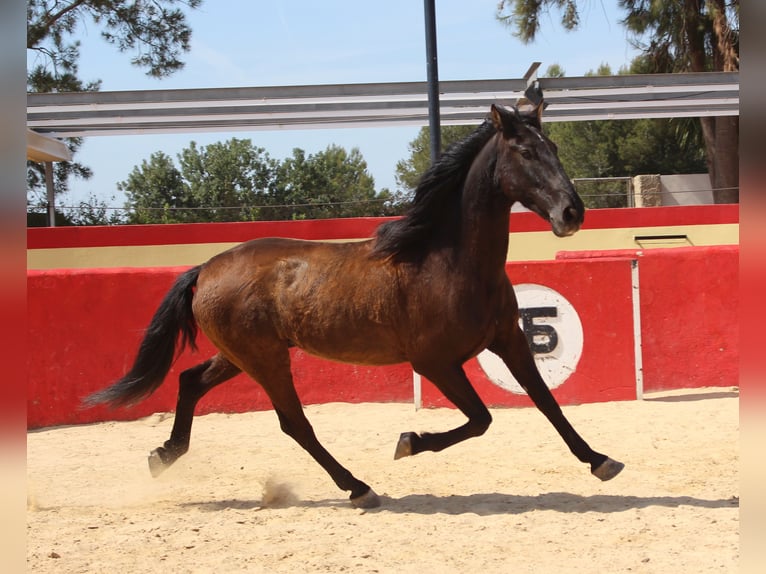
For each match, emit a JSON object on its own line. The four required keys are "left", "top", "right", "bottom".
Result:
{"left": 545, "top": 64, "right": 707, "bottom": 176}
{"left": 27, "top": 0, "right": 201, "bottom": 84}
{"left": 395, "top": 60, "right": 707, "bottom": 211}
{"left": 496, "top": 0, "right": 739, "bottom": 203}
{"left": 66, "top": 194, "right": 126, "bottom": 225}
{"left": 543, "top": 64, "right": 706, "bottom": 208}
{"left": 497, "top": 0, "right": 739, "bottom": 68}
{"left": 618, "top": 0, "right": 739, "bottom": 73}
{"left": 270, "top": 145, "right": 394, "bottom": 220}
{"left": 26, "top": 146, "right": 93, "bottom": 206}
{"left": 27, "top": 0, "right": 202, "bottom": 223}
{"left": 120, "top": 139, "right": 397, "bottom": 223}
{"left": 178, "top": 140, "right": 276, "bottom": 222}
{"left": 617, "top": 0, "right": 739, "bottom": 202}
{"left": 496, "top": 0, "right": 580, "bottom": 42}
{"left": 120, "top": 151, "right": 195, "bottom": 223}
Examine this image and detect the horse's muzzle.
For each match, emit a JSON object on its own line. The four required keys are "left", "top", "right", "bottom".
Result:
{"left": 551, "top": 204, "right": 584, "bottom": 237}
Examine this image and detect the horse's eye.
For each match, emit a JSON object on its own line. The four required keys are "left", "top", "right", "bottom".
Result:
{"left": 519, "top": 148, "right": 533, "bottom": 160}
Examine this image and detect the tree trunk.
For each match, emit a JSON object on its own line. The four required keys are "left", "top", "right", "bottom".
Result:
{"left": 711, "top": 116, "right": 739, "bottom": 203}
{"left": 708, "top": 0, "right": 739, "bottom": 203}
{"left": 685, "top": 0, "right": 739, "bottom": 203}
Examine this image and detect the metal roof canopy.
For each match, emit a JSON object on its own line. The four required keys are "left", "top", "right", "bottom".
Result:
{"left": 27, "top": 71, "right": 738, "bottom": 138}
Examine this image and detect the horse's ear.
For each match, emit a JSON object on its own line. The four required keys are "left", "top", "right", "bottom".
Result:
{"left": 490, "top": 104, "right": 520, "bottom": 135}
{"left": 490, "top": 104, "right": 505, "bottom": 131}
{"left": 515, "top": 97, "right": 544, "bottom": 129}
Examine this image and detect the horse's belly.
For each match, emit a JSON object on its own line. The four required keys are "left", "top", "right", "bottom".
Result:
{"left": 288, "top": 326, "right": 407, "bottom": 367}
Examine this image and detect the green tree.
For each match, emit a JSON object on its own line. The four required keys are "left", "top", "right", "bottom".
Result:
{"left": 121, "top": 140, "right": 277, "bottom": 223}
{"left": 120, "top": 151, "right": 194, "bottom": 223}
{"left": 271, "top": 145, "right": 390, "bottom": 220}
{"left": 27, "top": 0, "right": 203, "bottom": 223}
{"left": 496, "top": 0, "right": 739, "bottom": 203}
{"left": 179, "top": 139, "right": 277, "bottom": 222}
{"left": 543, "top": 63, "right": 707, "bottom": 207}
{"left": 121, "top": 139, "right": 395, "bottom": 223}
{"left": 27, "top": 0, "right": 201, "bottom": 82}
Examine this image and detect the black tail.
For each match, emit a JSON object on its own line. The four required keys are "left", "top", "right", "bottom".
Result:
{"left": 84, "top": 266, "right": 202, "bottom": 409}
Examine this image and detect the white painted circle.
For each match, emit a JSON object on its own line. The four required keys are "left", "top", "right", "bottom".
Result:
{"left": 477, "top": 283, "right": 583, "bottom": 394}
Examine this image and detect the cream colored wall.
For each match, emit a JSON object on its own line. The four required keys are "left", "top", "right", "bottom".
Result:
{"left": 28, "top": 224, "right": 739, "bottom": 270}
{"left": 505, "top": 223, "right": 739, "bottom": 262}
{"left": 29, "top": 242, "right": 241, "bottom": 270}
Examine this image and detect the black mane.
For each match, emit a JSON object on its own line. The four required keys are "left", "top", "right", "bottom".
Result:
{"left": 371, "top": 119, "right": 496, "bottom": 261}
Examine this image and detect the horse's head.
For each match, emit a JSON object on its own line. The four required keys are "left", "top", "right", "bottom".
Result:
{"left": 489, "top": 102, "right": 584, "bottom": 237}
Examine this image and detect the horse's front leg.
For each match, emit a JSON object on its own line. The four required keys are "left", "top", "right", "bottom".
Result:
{"left": 488, "top": 321, "right": 624, "bottom": 481}
{"left": 394, "top": 363, "right": 492, "bottom": 458}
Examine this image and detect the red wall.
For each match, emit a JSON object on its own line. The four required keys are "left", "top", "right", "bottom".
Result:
{"left": 557, "top": 246, "right": 739, "bottom": 392}
{"left": 639, "top": 246, "right": 738, "bottom": 390}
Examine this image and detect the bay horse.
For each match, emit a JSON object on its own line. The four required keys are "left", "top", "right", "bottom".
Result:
{"left": 86, "top": 102, "right": 623, "bottom": 509}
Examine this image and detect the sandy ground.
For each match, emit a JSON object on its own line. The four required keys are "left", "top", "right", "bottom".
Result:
{"left": 27, "top": 387, "right": 739, "bottom": 573}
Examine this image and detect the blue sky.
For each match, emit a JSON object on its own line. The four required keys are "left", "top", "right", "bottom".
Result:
{"left": 55, "top": 0, "right": 640, "bottom": 209}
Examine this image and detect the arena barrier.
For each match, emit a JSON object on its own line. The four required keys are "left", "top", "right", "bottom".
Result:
{"left": 556, "top": 245, "right": 739, "bottom": 395}
{"left": 27, "top": 244, "right": 737, "bottom": 428}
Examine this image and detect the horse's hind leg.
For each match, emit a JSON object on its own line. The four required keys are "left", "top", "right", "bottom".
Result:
{"left": 149, "top": 353, "right": 241, "bottom": 477}
{"left": 238, "top": 343, "right": 380, "bottom": 509}
{"left": 488, "top": 322, "right": 624, "bottom": 481}
{"left": 395, "top": 363, "right": 492, "bottom": 458}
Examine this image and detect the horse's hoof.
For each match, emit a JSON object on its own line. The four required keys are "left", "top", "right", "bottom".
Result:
{"left": 592, "top": 457, "right": 625, "bottom": 481}
{"left": 148, "top": 448, "right": 169, "bottom": 478}
{"left": 394, "top": 432, "right": 416, "bottom": 460}
{"left": 351, "top": 488, "right": 381, "bottom": 509}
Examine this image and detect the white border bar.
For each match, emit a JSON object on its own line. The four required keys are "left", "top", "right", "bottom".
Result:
{"left": 631, "top": 258, "right": 644, "bottom": 400}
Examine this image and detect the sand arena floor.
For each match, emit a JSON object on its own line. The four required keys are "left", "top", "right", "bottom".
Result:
{"left": 27, "top": 387, "right": 738, "bottom": 573}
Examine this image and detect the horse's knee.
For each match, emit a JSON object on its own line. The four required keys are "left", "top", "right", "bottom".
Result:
{"left": 468, "top": 410, "right": 492, "bottom": 437}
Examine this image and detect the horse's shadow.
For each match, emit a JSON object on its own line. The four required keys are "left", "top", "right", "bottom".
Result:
{"left": 181, "top": 491, "right": 738, "bottom": 516}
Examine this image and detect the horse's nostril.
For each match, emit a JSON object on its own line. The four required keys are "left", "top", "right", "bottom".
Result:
{"left": 563, "top": 206, "right": 578, "bottom": 223}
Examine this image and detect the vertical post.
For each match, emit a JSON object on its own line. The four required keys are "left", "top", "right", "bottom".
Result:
{"left": 423, "top": 0, "right": 441, "bottom": 163}
{"left": 631, "top": 259, "right": 644, "bottom": 400}
{"left": 523, "top": 62, "right": 542, "bottom": 104}
{"left": 44, "top": 161, "right": 56, "bottom": 227}
{"left": 413, "top": 371, "right": 422, "bottom": 411}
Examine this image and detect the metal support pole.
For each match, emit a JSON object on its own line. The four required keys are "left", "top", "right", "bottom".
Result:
{"left": 44, "top": 161, "right": 56, "bottom": 227}
{"left": 523, "top": 62, "right": 543, "bottom": 105}
{"left": 423, "top": 0, "right": 441, "bottom": 163}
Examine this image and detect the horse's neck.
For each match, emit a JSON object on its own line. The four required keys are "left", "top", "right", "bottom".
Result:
{"left": 448, "top": 154, "right": 512, "bottom": 283}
